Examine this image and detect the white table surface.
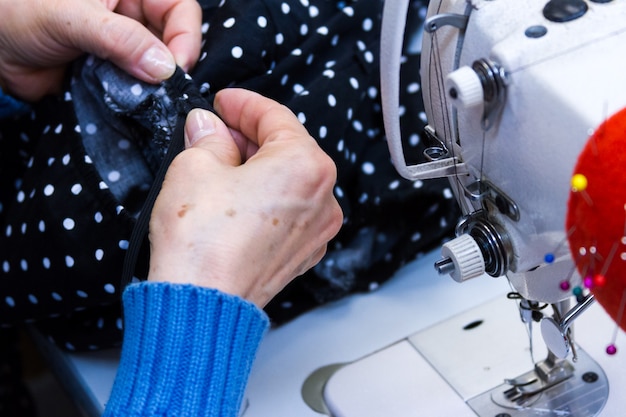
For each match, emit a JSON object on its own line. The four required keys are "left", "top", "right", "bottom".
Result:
{"left": 57, "top": 249, "right": 625, "bottom": 416}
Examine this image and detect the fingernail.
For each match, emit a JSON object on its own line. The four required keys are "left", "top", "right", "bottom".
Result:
{"left": 185, "top": 109, "right": 217, "bottom": 147}
{"left": 140, "top": 47, "right": 176, "bottom": 80}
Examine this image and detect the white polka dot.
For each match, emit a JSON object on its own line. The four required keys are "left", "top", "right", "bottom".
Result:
{"left": 44, "top": 184, "right": 55, "bottom": 196}
{"left": 107, "top": 171, "right": 121, "bottom": 182}
{"left": 130, "top": 84, "right": 143, "bottom": 96}
{"left": 409, "top": 134, "right": 420, "bottom": 146}
{"left": 405, "top": 83, "right": 420, "bottom": 95}
{"left": 119, "top": 240, "right": 129, "bottom": 250}
{"left": 369, "top": 282, "right": 379, "bottom": 291}
{"left": 51, "top": 292, "right": 62, "bottom": 301}
{"left": 231, "top": 46, "right": 243, "bottom": 59}
{"left": 5, "top": 297, "right": 15, "bottom": 307}
{"left": 300, "top": 24, "right": 309, "bottom": 36}
{"left": 85, "top": 155, "right": 93, "bottom": 164}
{"left": 323, "top": 69, "right": 335, "bottom": 78}
{"left": 16, "top": 191, "right": 25, "bottom": 203}
{"left": 337, "top": 139, "right": 345, "bottom": 152}
{"left": 118, "top": 139, "right": 131, "bottom": 150}
{"left": 116, "top": 318, "right": 123, "bottom": 330}
{"left": 54, "top": 124, "right": 63, "bottom": 134}
{"left": 258, "top": 16, "right": 268, "bottom": 27}
{"left": 319, "top": 126, "right": 328, "bottom": 139}
{"left": 363, "top": 18, "right": 373, "bottom": 31}
{"left": 411, "top": 232, "right": 422, "bottom": 242}
{"left": 275, "top": 33, "right": 284, "bottom": 45}
{"left": 42, "top": 258, "right": 51, "bottom": 269}
{"left": 97, "top": 318, "right": 104, "bottom": 329}
{"left": 281, "top": 2, "right": 290, "bottom": 13}
{"left": 86, "top": 123, "right": 98, "bottom": 135}
{"left": 317, "top": 26, "right": 329, "bottom": 35}
{"left": 63, "top": 218, "right": 76, "bottom": 230}
{"left": 364, "top": 51, "right": 374, "bottom": 64}
{"left": 20, "top": 259, "right": 27, "bottom": 271}
{"left": 77, "top": 290, "right": 88, "bottom": 298}
{"left": 353, "top": 120, "right": 363, "bottom": 132}
{"left": 20, "top": 223, "right": 26, "bottom": 234}
{"left": 62, "top": 154, "right": 71, "bottom": 165}
{"left": 2, "top": 261, "right": 9, "bottom": 273}
{"left": 291, "top": 48, "right": 302, "bottom": 56}
{"left": 95, "top": 249, "right": 104, "bottom": 261}
{"left": 298, "top": 112, "right": 307, "bottom": 124}
{"left": 116, "top": 205, "right": 124, "bottom": 215}
{"left": 413, "top": 180, "right": 424, "bottom": 189}
{"left": 94, "top": 212, "right": 103, "bottom": 223}
{"left": 104, "top": 284, "right": 116, "bottom": 294}
{"left": 349, "top": 77, "right": 359, "bottom": 89}
{"left": 65, "top": 343, "right": 76, "bottom": 351}
{"left": 5, "top": 225, "right": 11, "bottom": 237}
{"left": 368, "top": 87, "right": 378, "bottom": 99}
{"left": 335, "top": 186, "right": 345, "bottom": 198}
{"left": 201, "top": 22, "right": 209, "bottom": 33}
{"left": 66, "top": 256, "right": 75, "bottom": 268}
{"left": 443, "top": 188, "right": 454, "bottom": 199}
{"left": 362, "top": 162, "right": 375, "bottom": 175}
{"left": 389, "top": 180, "right": 400, "bottom": 190}
{"left": 328, "top": 94, "right": 337, "bottom": 107}
{"left": 28, "top": 294, "right": 38, "bottom": 304}
{"left": 99, "top": 181, "right": 109, "bottom": 190}
{"left": 300, "top": 0, "right": 309, "bottom": 6}
{"left": 71, "top": 184, "right": 83, "bottom": 195}
{"left": 342, "top": 6, "right": 355, "bottom": 16}
{"left": 223, "top": 17, "right": 236, "bottom": 28}
{"left": 309, "top": 6, "right": 319, "bottom": 17}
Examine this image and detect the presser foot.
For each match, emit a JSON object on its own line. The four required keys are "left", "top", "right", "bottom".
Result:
{"left": 470, "top": 348, "right": 608, "bottom": 416}
{"left": 499, "top": 355, "right": 575, "bottom": 406}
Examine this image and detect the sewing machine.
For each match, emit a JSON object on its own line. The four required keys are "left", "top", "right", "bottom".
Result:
{"left": 305, "top": 0, "right": 626, "bottom": 415}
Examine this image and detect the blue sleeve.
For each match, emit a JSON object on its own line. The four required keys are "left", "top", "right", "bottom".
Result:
{"left": 103, "top": 282, "right": 269, "bottom": 417}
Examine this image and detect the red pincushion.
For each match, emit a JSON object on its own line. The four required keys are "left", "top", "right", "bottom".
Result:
{"left": 566, "top": 106, "right": 626, "bottom": 331}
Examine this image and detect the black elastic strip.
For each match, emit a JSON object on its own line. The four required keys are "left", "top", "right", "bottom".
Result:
{"left": 120, "top": 68, "right": 213, "bottom": 292}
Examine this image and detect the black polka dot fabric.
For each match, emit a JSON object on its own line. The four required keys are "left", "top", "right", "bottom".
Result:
{"left": 0, "top": 0, "right": 460, "bottom": 351}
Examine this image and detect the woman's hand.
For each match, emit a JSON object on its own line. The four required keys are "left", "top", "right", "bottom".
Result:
{"left": 0, "top": 0, "right": 202, "bottom": 101}
{"left": 148, "top": 89, "right": 344, "bottom": 307}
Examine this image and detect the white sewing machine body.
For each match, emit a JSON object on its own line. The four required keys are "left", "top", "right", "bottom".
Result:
{"left": 313, "top": 0, "right": 626, "bottom": 415}
{"left": 418, "top": 0, "right": 626, "bottom": 304}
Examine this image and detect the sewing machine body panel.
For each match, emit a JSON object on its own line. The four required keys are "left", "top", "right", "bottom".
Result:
{"left": 420, "top": 0, "right": 626, "bottom": 303}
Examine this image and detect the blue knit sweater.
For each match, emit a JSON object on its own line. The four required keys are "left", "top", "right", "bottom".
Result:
{"left": 103, "top": 282, "right": 269, "bottom": 416}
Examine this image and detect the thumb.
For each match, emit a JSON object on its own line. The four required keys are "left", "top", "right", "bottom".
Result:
{"left": 184, "top": 108, "right": 243, "bottom": 166}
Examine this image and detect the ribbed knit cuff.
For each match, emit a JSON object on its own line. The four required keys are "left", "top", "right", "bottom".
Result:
{"left": 103, "top": 282, "right": 269, "bottom": 417}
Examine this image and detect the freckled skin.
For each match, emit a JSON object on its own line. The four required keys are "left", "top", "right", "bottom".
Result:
{"left": 178, "top": 204, "right": 190, "bottom": 218}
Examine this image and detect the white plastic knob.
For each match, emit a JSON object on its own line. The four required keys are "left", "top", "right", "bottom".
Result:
{"left": 446, "top": 66, "right": 484, "bottom": 108}
{"left": 440, "top": 234, "right": 486, "bottom": 283}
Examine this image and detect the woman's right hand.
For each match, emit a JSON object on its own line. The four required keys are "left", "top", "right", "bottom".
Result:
{"left": 148, "top": 88, "right": 344, "bottom": 308}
